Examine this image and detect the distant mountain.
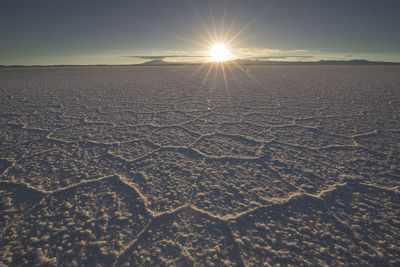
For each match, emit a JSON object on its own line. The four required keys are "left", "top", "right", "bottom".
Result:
{"left": 310, "top": 59, "right": 400, "bottom": 65}
{"left": 137, "top": 59, "right": 184, "bottom": 66}
{"left": 137, "top": 59, "right": 400, "bottom": 66}
{"left": 238, "top": 59, "right": 400, "bottom": 65}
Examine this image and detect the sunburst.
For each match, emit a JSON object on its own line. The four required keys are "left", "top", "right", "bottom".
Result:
{"left": 169, "top": 5, "right": 262, "bottom": 89}
{"left": 209, "top": 43, "right": 232, "bottom": 62}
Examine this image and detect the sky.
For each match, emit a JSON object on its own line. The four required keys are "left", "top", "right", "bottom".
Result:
{"left": 1, "top": 0, "right": 400, "bottom": 65}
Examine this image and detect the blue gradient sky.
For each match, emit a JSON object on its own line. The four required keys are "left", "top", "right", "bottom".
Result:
{"left": 1, "top": 0, "right": 399, "bottom": 65}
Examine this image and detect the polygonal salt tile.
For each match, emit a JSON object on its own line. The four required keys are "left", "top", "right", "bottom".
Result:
{"left": 200, "top": 113, "right": 241, "bottom": 123}
{"left": 0, "top": 124, "right": 48, "bottom": 148}
{"left": 0, "top": 139, "right": 59, "bottom": 161}
{"left": 146, "top": 126, "right": 200, "bottom": 147}
{"left": 270, "top": 125, "right": 353, "bottom": 148}
{"left": 0, "top": 159, "right": 12, "bottom": 175}
{"left": 152, "top": 110, "right": 192, "bottom": 126}
{"left": 192, "top": 133, "right": 264, "bottom": 158}
{"left": 109, "top": 139, "right": 159, "bottom": 160}
{"left": 0, "top": 176, "right": 152, "bottom": 266}
{"left": 317, "top": 146, "right": 395, "bottom": 186}
{"left": 173, "top": 101, "right": 212, "bottom": 113}
{"left": 126, "top": 148, "right": 205, "bottom": 213}
{"left": 196, "top": 157, "right": 296, "bottom": 216}
{"left": 233, "top": 192, "right": 379, "bottom": 266}
{"left": 127, "top": 149, "right": 203, "bottom": 215}
{"left": 243, "top": 112, "right": 293, "bottom": 126}
{"left": 314, "top": 116, "right": 377, "bottom": 136}
{"left": 117, "top": 206, "right": 244, "bottom": 266}
{"left": 7, "top": 142, "right": 122, "bottom": 191}
{"left": 182, "top": 118, "right": 219, "bottom": 135}
{"left": 266, "top": 143, "right": 345, "bottom": 194}
{"left": 23, "top": 113, "right": 81, "bottom": 131}
{"left": 0, "top": 113, "right": 26, "bottom": 124}
{"left": 113, "top": 111, "right": 155, "bottom": 126}
{"left": 0, "top": 182, "right": 45, "bottom": 229}
{"left": 324, "top": 182, "right": 400, "bottom": 265}
{"left": 217, "top": 122, "right": 272, "bottom": 142}
{"left": 354, "top": 132, "right": 400, "bottom": 155}
{"left": 49, "top": 124, "right": 139, "bottom": 143}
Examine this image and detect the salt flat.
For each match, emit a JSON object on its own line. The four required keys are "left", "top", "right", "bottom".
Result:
{"left": 0, "top": 65, "right": 399, "bottom": 265}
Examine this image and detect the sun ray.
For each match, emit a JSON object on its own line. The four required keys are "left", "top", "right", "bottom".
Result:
{"left": 220, "top": 62, "right": 229, "bottom": 89}
{"left": 222, "top": 12, "right": 239, "bottom": 45}
{"left": 225, "top": 62, "right": 239, "bottom": 84}
{"left": 208, "top": 5, "right": 219, "bottom": 43}
{"left": 220, "top": 0, "right": 228, "bottom": 40}
{"left": 169, "top": 30, "right": 209, "bottom": 50}
{"left": 201, "top": 63, "right": 215, "bottom": 86}
{"left": 226, "top": 9, "right": 265, "bottom": 46}
{"left": 195, "top": 8, "right": 216, "bottom": 44}
{"left": 189, "top": 61, "right": 209, "bottom": 78}
{"left": 221, "top": 63, "right": 233, "bottom": 108}
{"left": 164, "top": 2, "right": 266, "bottom": 94}
{"left": 231, "top": 60, "right": 260, "bottom": 85}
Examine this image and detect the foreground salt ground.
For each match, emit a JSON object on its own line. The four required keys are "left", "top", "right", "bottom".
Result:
{"left": 0, "top": 65, "right": 399, "bottom": 266}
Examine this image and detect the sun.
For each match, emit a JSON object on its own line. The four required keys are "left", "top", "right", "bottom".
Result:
{"left": 209, "top": 43, "right": 232, "bottom": 62}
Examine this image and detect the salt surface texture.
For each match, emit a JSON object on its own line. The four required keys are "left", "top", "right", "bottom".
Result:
{"left": 0, "top": 65, "right": 399, "bottom": 265}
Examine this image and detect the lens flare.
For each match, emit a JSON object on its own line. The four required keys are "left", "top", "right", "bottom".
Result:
{"left": 209, "top": 43, "right": 231, "bottom": 62}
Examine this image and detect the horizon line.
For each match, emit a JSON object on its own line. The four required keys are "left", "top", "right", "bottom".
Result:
{"left": 1, "top": 58, "right": 400, "bottom": 68}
